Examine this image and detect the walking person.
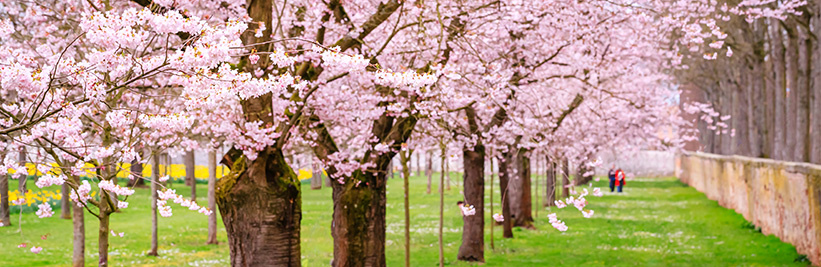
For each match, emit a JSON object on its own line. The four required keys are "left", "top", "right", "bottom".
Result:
{"left": 615, "top": 168, "right": 626, "bottom": 193}
{"left": 607, "top": 164, "right": 617, "bottom": 192}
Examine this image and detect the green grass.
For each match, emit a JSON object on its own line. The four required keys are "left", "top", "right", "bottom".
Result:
{"left": 0, "top": 175, "right": 806, "bottom": 266}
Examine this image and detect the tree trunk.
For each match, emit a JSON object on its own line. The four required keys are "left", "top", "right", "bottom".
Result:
{"left": 426, "top": 151, "right": 432, "bottom": 194}
{"left": 534, "top": 157, "right": 539, "bottom": 218}
{"left": 18, "top": 147, "right": 26, "bottom": 194}
{"left": 457, "top": 145, "right": 485, "bottom": 262}
{"left": 575, "top": 161, "right": 593, "bottom": 186}
{"left": 207, "top": 150, "right": 218, "bottom": 245}
{"left": 561, "top": 158, "right": 570, "bottom": 198}
{"left": 71, "top": 174, "right": 85, "bottom": 267}
{"left": 544, "top": 155, "right": 556, "bottom": 207}
{"left": 771, "top": 19, "right": 787, "bottom": 160}
{"left": 488, "top": 156, "right": 495, "bottom": 250}
{"left": 498, "top": 154, "right": 513, "bottom": 239}
{"left": 216, "top": 148, "right": 301, "bottom": 266}
{"left": 330, "top": 171, "right": 388, "bottom": 267}
{"left": 128, "top": 159, "right": 144, "bottom": 187}
{"left": 445, "top": 158, "right": 451, "bottom": 191}
{"left": 511, "top": 149, "right": 533, "bottom": 228}
{"left": 811, "top": 1, "right": 821, "bottom": 164}
{"left": 149, "top": 153, "right": 160, "bottom": 257}
{"left": 185, "top": 150, "right": 196, "bottom": 201}
{"left": 786, "top": 19, "right": 799, "bottom": 161}
{"left": 797, "top": 22, "right": 812, "bottom": 162}
{"left": 1, "top": 153, "right": 10, "bottom": 227}
{"left": 311, "top": 158, "right": 322, "bottom": 190}
{"left": 438, "top": 150, "right": 445, "bottom": 267}
{"left": 98, "top": 183, "right": 112, "bottom": 266}
{"left": 415, "top": 151, "right": 421, "bottom": 177}
{"left": 61, "top": 182, "right": 71, "bottom": 219}
{"left": 400, "top": 150, "right": 411, "bottom": 267}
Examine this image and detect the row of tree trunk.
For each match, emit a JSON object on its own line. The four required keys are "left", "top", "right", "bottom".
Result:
{"left": 679, "top": 3, "right": 821, "bottom": 166}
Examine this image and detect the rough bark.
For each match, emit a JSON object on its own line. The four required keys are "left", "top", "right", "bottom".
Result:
{"left": 207, "top": 150, "right": 218, "bottom": 245}
{"left": 543, "top": 155, "right": 555, "bottom": 207}
{"left": 185, "top": 150, "right": 196, "bottom": 201}
{"left": 457, "top": 145, "right": 485, "bottom": 261}
{"left": 498, "top": 154, "right": 513, "bottom": 239}
{"left": 329, "top": 171, "right": 388, "bottom": 267}
{"left": 71, "top": 174, "right": 85, "bottom": 267}
{"left": 149, "top": 153, "right": 160, "bottom": 257}
{"left": 511, "top": 149, "right": 533, "bottom": 228}
{"left": 216, "top": 148, "right": 301, "bottom": 266}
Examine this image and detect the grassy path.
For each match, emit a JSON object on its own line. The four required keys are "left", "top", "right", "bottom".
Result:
{"left": 0, "top": 175, "right": 805, "bottom": 266}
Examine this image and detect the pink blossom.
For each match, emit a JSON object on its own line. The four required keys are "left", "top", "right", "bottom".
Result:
{"left": 35, "top": 203, "right": 53, "bottom": 218}
{"left": 30, "top": 246, "right": 42, "bottom": 254}
{"left": 492, "top": 213, "right": 504, "bottom": 222}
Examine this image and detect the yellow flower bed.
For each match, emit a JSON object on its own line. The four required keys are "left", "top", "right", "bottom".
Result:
{"left": 7, "top": 189, "right": 95, "bottom": 207}
{"left": 7, "top": 163, "right": 322, "bottom": 184}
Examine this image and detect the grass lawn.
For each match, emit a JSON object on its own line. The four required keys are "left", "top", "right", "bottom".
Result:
{"left": 0, "top": 174, "right": 807, "bottom": 266}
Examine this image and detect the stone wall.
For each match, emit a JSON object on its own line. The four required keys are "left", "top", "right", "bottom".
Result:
{"left": 676, "top": 151, "right": 821, "bottom": 265}
{"left": 596, "top": 150, "right": 675, "bottom": 177}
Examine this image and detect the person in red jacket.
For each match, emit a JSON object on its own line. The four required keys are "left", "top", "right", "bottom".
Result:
{"left": 615, "top": 168, "right": 626, "bottom": 193}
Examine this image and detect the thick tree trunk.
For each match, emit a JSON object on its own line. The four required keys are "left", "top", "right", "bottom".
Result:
{"left": 207, "top": 150, "right": 218, "bottom": 245}
{"left": 544, "top": 155, "right": 555, "bottom": 207}
{"left": 426, "top": 151, "right": 432, "bottom": 194}
{"left": 71, "top": 174, "right": 85, "bottom": 267}
{"left": 330, "top": 171, "right": 388, "bottom": 267}
{"left": 511, "top": 149, "right": 533, "bottom": 228}
{"left": 149, "top": 153, "right": 160, "bottom": 256}
{"left": 61, "top": 182, "right": 71, "bottom": 219}
{"left": 216, "top": 148, "right": 301, "bottom": 266}
{"left": 185, "top": 150, "right": 196, "bottom": 201}
{"left": 457, "top": 145, "right": 485, "bottom": 261}
{"left": 400, "top": 150, "right": 411, "bottom": 267}
{"left": 498, "top": 154, "right": 513, "bottom": 239}
{"left": 561, "top": 158, "right": 570, "bottom": 198}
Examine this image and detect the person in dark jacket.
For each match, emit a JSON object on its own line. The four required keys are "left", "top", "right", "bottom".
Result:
{"left": 607, "top": 164, "right": 617, "bottom": 192}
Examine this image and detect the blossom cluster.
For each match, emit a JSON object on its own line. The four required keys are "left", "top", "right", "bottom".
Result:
{"left": 69, "top": 181, "right": 93, "bottom": 207}
{"left": 548, "top": 213, "right": 568, "bottom": 232}
{"left": 35, "top": 173, "right": 66, "bottom": 188}
{"left": 35, "top": 203, "right": 53, "bottom": 218}
{"left": 157, "top": 189, "right": 213, "bottom": 217}
{"left": 98, "top": 180, "right": 135, "bottom": 196}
